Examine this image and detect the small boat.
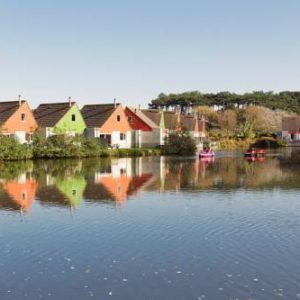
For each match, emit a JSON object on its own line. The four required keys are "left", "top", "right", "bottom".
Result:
{"left": 199, "top": 150, "right": 215, "bottom": 158}
{"left": 244, "top": 149, "right": 265, "bottom": 157}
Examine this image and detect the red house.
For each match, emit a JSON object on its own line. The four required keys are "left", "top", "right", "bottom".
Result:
{"left": 125, "top": 107, "right": 164, "bottom": 147}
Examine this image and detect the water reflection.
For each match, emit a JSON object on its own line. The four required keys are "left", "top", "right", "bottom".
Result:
{"left": 0, "top": 150, "right": 300, "bottom": 212}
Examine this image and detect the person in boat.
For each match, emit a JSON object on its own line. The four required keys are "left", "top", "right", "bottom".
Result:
{"left": 247, "top": 147, "right": 255, "bottom": 154}
{"left": 245, "top": 147, "right": 255, "bottom": 156}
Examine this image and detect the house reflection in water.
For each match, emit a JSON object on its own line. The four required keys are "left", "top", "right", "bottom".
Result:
{"left": 36, "top": 173, "right": 86, "bottom": 208}
{"left": 0, "top": 172, "right": 37, "bottom": 213}
{"left": 84, "top": 158, "right": 155, "bottom": 205}
{"left": 0, "top": 155, "right": 298, "bottom": 212}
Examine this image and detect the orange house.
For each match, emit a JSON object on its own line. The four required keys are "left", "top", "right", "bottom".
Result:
{"left": 0, "top": 100, "right": 37, "bottom": 143}
{"left": 98, "top": 174, "right": 132, "bottom": 205}
{"left": 3, "top": 178, "right": 37, "bottom": 212}
{"left": 81, "top": 103, "right": 132, "bottom": 148}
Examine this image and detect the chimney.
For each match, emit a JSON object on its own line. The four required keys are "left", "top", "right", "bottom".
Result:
{"left": 18, "top": 94, "right": 21, "bottom": 106}
{"left": 114, "top": 98, "right": 116, "bottom": 108}
{"left": 138, "top": 104, "right": 141, "bottom": 110}
{"left": 68, "top": 96, "right": 72, "bottom": 107}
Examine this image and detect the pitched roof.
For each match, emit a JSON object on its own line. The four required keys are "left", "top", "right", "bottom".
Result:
{"left": 163, "top": 111, "right": 179, "bottom": 130}
{"left": 282, "top": 116, "right": 300, "bottom": 131}
{"left": 36, "top": 185, "right": 68, "bottom": 207}
{"left": 0, "top": 101, "right": 26, "bottom": 125}
{"left": 81, "top": 104, "right": 119, "bottom": 128}
{"left": 34, "top": 102, "right": 75, "bottom": 127}
{"left": 83, "top": 182, "right": 116, "bottom": 203}
{"left": 141, "top": 109, "right": 162, "bottom": 126}
{"left": 180, "top": 115, "right": 197, "bottom": 131}
{"left": 126, "top": 107, "right": 159, "bottom": 129}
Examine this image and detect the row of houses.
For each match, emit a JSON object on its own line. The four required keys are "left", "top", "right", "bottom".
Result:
{"left": 0, "top": 99, "right": 206, "bottom": 147}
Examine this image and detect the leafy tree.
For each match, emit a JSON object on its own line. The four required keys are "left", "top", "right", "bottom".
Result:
{"left": 216, "top": 109, "right": 237, "bottom": 137}
{"left": 149, "top": 90, "right": 300, "bottom": 113}
{"left": 194, "top": 106, "right": 218, "bottom": 124}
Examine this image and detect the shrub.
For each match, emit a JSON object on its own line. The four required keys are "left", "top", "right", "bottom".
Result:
{"left": 80, "top": 137, "right": 101, "bottom": 157}
{"left": 0, "top": 135, "right": 32, "bottom": 160}
{"left": 0, "top": 133, "right": 162, "bottom": 160}
{"left": 32, "top": 133, "right": 101, "bottom": 159}
{"left": 164, "top": 132, "right": 197, "bottom": 155}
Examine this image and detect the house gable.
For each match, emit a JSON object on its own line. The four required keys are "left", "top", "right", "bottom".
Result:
{"left": 1, "top": 101, "right": 37, "bottom": 134}
{"left": 53, "top": 104, "right": 86, "bottom": 134}
{"left": 125, "top": 107, "right": 152, "bottom": 131}
{"left": 99, "top": 105, "right": 131, "bottom": 133}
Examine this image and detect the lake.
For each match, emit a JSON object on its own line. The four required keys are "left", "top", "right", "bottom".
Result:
{"left": 1, "top": 149, "right": 300, "bottom": 299}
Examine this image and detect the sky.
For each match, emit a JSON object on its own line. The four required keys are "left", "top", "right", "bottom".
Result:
{"left": 0, "top": 0, "right": 300, "bottom": 108}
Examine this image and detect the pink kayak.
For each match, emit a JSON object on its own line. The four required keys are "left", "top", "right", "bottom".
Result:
{"left": 199, "top": 151, "right": 215, "bottom": 158}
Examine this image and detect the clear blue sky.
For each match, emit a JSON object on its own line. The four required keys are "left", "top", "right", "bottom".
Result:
{"left": 1, "top": 0, "right": 299, "bottom": 108}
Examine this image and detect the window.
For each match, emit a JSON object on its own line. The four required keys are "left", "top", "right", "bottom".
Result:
{"left": 127, "top": 116, "right": 132, "bottom": 124}
{"left": 71, "top": 114, "right": 76, "bottom": 122}
{"left": 21, "top": 113, "right": 26, "bottom": 122}
{"left": 117, "top": 115, "right": 121, "bottom": 122}
{"left": 120, "top": 133, "right": 126, "bottom": 141}
{"left": 22, "top": 192, "right": 27, "bottom": 201}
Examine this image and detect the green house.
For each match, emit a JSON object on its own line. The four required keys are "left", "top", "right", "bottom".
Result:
{"left": 34, "top": 102, "right": 86, "bottom": 137}
{"left": 54, "top": 175, "right": 87, "bottom": 207}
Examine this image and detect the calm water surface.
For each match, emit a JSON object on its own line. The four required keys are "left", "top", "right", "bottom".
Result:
{"left": 1, "top": 149, "right": 300, "bottom": 300}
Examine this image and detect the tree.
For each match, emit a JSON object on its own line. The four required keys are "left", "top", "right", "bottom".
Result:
{"left": 216, "top": 109, "right": 237, "bottom": 136}
{"left": 193, "top": 106, "right": 218, "bottom": 124}
{"left": 149, "top": 90, "right": 300, "bottom": 113}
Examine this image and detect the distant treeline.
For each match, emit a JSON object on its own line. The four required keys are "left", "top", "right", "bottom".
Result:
{"left": 149, "top": 91, "right": 300, "bottom": 113}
